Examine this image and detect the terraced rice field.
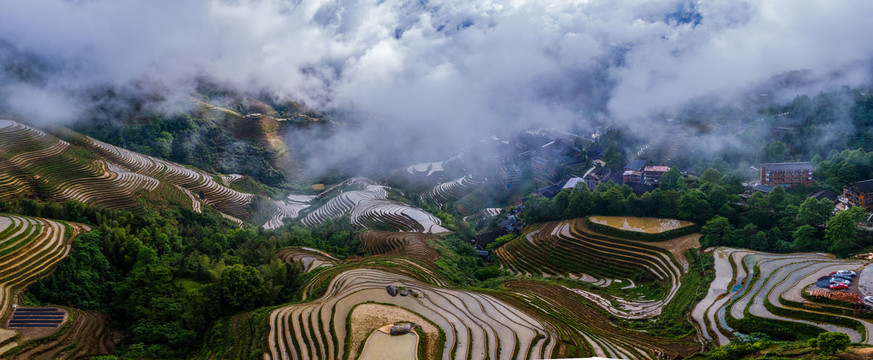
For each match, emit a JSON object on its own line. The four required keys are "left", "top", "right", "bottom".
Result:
{"left": 347, "top": 304, "right": 438, "bottom": 360}
{"left": 462, "top": 207, "right": 502, "bottom": 222}
{"left": 359, "top": 231, "right": 440, "bottom": 263}
{"left": 220, "top": 174, "right": 244, "bottom": 186}
{"left": 2, "top": 308, "right": 116, "bottom": 360}
{"left": 0, "top": 215, "right": 82, "bottom": 356}
{"left": 692, "top": 247, "right": 873, "bottom": 345}
{"left": 0, "top": 120, "right": 254, "bottom": 221}
{"left": 589, "top": 216, "right": 693, "bottom": 233}
{"left": 494, "top": 218, "right": 691, "bottom": 318}
{"left": 263, "top": 196, "right": 314, "bottom": 230}
{"left": 0, "top": 120, "right": 161, "bottom": 209}
{"left": 501, "top": 280, "right": 699, "bottom": 359}
{"left": 406, "top": 161, "right": 444, "bottom": 177}
{"left": 264, "top": 268, "right": 557, "bottom": 360}
{"left": 357, "top": 330, "right": 417, "bottom": 360}
{"left": 276, "top": 247, "right": 338, "bottom": 272}
{"left": 427, "top": 176, "right": 484, "bottom": 205}
{"left": 301, "top": 178, "right": 449, "bottom": 233}
{"left": 81, "top": 136, "right": 253, "bottom": 220}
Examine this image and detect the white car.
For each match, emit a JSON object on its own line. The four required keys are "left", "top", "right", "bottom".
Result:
{"left": 865, "top": 296, "right": 873, "bottom": 304}
{"left": 836, "top": 270, "right": 857, "bottom": 277}
{"left": 830, "top": 278, "right": 851, "bottom": 285}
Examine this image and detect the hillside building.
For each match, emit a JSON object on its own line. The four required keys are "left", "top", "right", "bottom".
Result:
{"left": 643, "top": 165, "right": 670, "bottom": 185}
{"left": 583, "top": 166, "right": 612, "bottom": 189}
{"left": 806, "top": 189, "right": 839, "bottom": 203}
{"left": 499, "top": 164, "right": 522, "bottom": 187}
{"left": 843, "top": 179, "right": 873, "bottom": 209}
{"left": 623, "top": 170, "right": 642, "bottom": 184}
{"left": 624, "top": 159, "right": 646, "bottom": 172}
{"left": 563, "top": 177, "right": 585, "bottom": 190}
{"left": 760, "top": 162, "right": 814, "bottom": 187}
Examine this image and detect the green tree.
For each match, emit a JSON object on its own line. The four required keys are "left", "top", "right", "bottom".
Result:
{"left": 701, "top": 216, "right": 734, "bottom": 248}
{"left": 603, "top": 142, "right": 623, "bottom": 170}
{"left": 792, "top": 225, "right": 820, "bottom": 251}
{"left": 700, "top": 168, "right": 722, "bottom": 184}
{"left": 677, "top": 190, "right": 712, "bottom": 224}
{"left": 797, "top": 197, "right": 834, "bottom": 228}
{"left": 659, "top": 167, "right": 682, "bottom": 191}
{"left": 156, "top": 131, "right": 174, "bottom": 158}
{"left": 807, "top": 331, "right": 850, "bottom": 356}
{"left": 212, "top": 264, "right": 267, "bottom": 313}
{"left": 759, "top": 141, "right": 787, "bottom": 163}
{"left": 719, "top": 171, "right": 745, "bottom": 194}
{"left": 522, "top": 195, "right": 554, "bottom": 223}
{"left": 825, "top": 207, "right": 866, "bottom": 257}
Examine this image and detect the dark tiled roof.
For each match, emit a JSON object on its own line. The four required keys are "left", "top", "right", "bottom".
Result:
{"left": 753, "top": 184, "right": 774, "bottom": 193}
{"left": 806, "top": 189, "right": 839, "bottom": 202}
{"left": 537, "top": 184, "right": 563, "bottom": 199}
{"left": 475, "top": 231, "right": 505, "bottom": 250}
{"left": 848, "top": 179, "right": 873, "bottom": 194}
{"left": 590, "top": 166, "right": 611, "bottom": 177}
{"left": 607, "top": 171, "right": 624, "bottom": 185}
{"left": 761, "top": 162, "right": 813, "bottom": 171}
{"left": 624, "top": 159, "right": 646, "bottom": 171}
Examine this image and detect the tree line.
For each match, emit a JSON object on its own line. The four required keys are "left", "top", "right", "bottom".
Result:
{"left": 521, "top": 166, "right": 872, "bottom": 257}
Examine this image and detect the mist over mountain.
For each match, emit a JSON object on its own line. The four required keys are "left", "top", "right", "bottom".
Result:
{"left": 1, "top": 0, "right": 872, "bottom": 177}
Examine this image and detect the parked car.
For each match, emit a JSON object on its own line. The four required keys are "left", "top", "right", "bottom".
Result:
{"left": 864, "top": 296, "right": 873, "bottom": 304}
{"left": 830, "top": 283, "right": 849, "bottom": 290}
{"left": 836, "top": 270, "right": 857, "bottom": 277}
{"left": 830, "top": 277, "right": 851, "bottom": 284}
{"left": 833, "top": 276, "right": 854, "bottom": 282}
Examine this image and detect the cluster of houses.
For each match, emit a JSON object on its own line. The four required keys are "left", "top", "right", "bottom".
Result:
{"left": 531, "top": 158, "right": 674, "bottom": 200}
{"left": 575, "top": 159, "right": 671, "bottom": 193}
{"left": 473, "top": 204, "right": 525, "bottom": 261}
{"left": 497, "top": 137, "right": 584, "bottom": 188}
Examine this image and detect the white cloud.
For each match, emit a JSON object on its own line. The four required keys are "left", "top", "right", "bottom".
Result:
{"left": 0, "top": 0, "right": 871, "bottom": 171}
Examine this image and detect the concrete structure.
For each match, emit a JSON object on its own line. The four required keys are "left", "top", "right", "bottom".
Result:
{"left": 760, "top": 162, "right": 814, "bottom": 187}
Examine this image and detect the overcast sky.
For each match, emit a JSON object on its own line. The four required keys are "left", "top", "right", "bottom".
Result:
{"left": 1, "top": 0, "right": 872, "bottom": 171}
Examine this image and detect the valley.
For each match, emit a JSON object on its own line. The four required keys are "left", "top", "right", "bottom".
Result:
{"left": 2, "top": 111, "right": 873, "bottom": 359}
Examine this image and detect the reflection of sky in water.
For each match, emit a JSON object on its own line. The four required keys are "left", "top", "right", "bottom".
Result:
{"left": 591, "top": 216, "right": 690, "bottom": 233}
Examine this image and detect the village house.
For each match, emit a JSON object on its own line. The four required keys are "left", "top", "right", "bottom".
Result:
{"left": 643, "top": 165, "right": 670, "bottom": 185}
{"left": 843, "top": 179, "right": 873, "bottom": 209}
{"left": 621, "top": 159, "right": 646, "bottom": 184}
{"left": 759, "top": 162, "right": 814, "bottom": 187}
{"left": 583, "top": 166, "right": 612, "bottom": 189}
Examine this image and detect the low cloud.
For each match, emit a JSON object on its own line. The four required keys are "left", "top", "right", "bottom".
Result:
{"left": 0, "top": 0, "right": 871, "bottom": 175}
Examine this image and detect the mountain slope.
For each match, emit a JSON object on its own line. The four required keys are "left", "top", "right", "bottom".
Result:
{"left": 0, "top": 119, "right": 253, "bottom": 222}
